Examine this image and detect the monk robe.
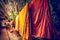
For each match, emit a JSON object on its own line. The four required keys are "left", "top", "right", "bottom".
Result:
{"left": 29, "top": 0, "right": 58, "bottom": 39}
{"left": 16, "top": 3, "right": 31, "bottom": 40}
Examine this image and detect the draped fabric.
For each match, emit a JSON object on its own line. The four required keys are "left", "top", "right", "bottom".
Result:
{"left": 15, "top": 15, "right": 19, "bottom": 31}
{"left": 15, "top": 0, "right": 58, "bottom": 40}
{"left": 29, "top": 0, "right": 58, "bottom": 39}
{"left": 15, "top": 3, "right": 31, "bottom": 40}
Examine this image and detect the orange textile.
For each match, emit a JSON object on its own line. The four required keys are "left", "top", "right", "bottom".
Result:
{"left": 15, "top": 0, "right": 58, "bottom": 40}
{"left": 29, "top": 0, "right": 58, "bottom": 39}
{"left": 15, "top": 15, "right": 19, "bottom": 31}
{"left": 17, "top": 3, "right": 31, "bottom": 40}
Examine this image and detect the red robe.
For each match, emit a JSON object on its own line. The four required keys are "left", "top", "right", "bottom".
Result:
{"left": 29, "top": 0, "right": 58, "bottom": 39}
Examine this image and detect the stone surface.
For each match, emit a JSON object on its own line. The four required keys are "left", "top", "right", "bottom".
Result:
{"left": 0, "top": 28, "right": 22, "bottom": 40}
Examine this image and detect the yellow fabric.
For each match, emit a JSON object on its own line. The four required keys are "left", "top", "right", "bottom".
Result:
{"left": 18, "top": 3, "right": 29, "bottom": 40}
{"left": 15, "top": 15, "right": 18, "bottom": 31}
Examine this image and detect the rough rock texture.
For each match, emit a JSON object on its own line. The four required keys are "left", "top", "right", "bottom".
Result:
{"left": 0, "top": 28, "right": 22, "bottom": 40}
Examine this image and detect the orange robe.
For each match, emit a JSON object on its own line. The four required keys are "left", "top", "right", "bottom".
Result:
{"left": 15, "top": 0, "right": 58, "bottom": 40}
{"left": 15, "top": 3, "right": 31, "bottom": 40}
{"left": 29, "top": 0, "right": 58, "bottom": 39}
